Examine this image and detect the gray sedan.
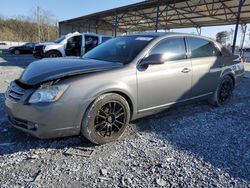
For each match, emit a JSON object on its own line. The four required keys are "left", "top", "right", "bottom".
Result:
{"left": 5, "top": 32, "right": 245, "bottom": 144}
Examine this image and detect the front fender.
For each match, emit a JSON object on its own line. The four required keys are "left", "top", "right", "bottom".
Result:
{"left": 45, "top": 45, "right": 64, "bottom": 56}
{"left": 85, "top": 81, "right": 137, "bottom": 118}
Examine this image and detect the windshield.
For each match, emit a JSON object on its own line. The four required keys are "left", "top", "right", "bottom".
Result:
{"left": 83, "top": 36, "right": 155, "bottom": 64}
{"left": 54, "top": 36, "right": 66, "bottom": 43}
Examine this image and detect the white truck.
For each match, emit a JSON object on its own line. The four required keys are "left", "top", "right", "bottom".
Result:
{"left": 33, "top": 32, "right": 112, "bottom": 58}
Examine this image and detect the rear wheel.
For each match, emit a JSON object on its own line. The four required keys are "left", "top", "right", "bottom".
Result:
{"left": 45, "top": 51, "right": 62, "bottom": 58}
{"left": 14, "top": 50, "right": 20, "bottom": 55}
{"left": 81, "top": 93, "right": 130, "bottom": 145}
{"left": 209, "top": 75, "right": 234, "bottom": 107}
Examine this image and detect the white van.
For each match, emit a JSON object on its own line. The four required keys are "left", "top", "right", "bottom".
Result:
{"left": 33, "top": 32, "right": 112, "bottom": 58}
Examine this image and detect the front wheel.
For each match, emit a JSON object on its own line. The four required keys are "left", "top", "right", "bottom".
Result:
{"left": 45, "top": 51, "right": 62, "bottom": 58}
{"left": 81, "top": 93, "right": 130, "bottom": 145}
{"left": 209, "top": 75, "right": 234, "bottom": 107}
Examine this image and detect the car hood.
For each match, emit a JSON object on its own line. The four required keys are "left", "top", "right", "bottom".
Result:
{"left": 19, "top": 57, "right": 123, "bottom": 85}
{"left": 9, "top": 46, "right": 18, "bottom": 50}
{"left": 36, "top": 42, "right": 55, "bottom": 46}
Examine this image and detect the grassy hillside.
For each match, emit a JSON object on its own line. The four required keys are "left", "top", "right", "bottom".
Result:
{"left": 0, "top": 18, "right": 58, "bottom": 42}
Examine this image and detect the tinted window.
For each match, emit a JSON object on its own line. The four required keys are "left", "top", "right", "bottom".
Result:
{"left": 25, "top": 43, "right": 34, "bottom": 48}
{"left": 102, "top": 37, "right": 112, "bottom": 42}
{"left": 150, "top": 38, "right": 187, "bottom": 61}
{"left": 189, "top": 38, "right": 220, "bottom": 58}
{"left": 83, "top": 36, "right": 155, "bottom": 64}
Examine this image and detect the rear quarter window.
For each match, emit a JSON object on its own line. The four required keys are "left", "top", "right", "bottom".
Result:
{"left": 189, "top": 37, "right": 221, "bottom": 58}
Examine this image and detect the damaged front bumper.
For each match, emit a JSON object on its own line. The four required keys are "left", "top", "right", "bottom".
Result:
{"left": 4, "top": 81, "right": 83, "bottom": 139}
{"left": 33, "top": 46, "right": 45, "bottom": 59}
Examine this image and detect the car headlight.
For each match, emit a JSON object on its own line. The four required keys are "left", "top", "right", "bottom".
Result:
{"left": 29, "top": 85, "right": 68, "bottom": 104}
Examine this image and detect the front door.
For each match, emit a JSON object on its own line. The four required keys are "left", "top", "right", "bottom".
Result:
{"left": 137, "top": 37, "right": 192, "bottom": 112}
{"left": 65, "top": 35, "right": 82, "bottom": 56}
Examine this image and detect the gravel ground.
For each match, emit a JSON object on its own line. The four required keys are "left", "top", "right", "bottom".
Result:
{"left": 0, "top": 54, "right": 249, "bottom": 188}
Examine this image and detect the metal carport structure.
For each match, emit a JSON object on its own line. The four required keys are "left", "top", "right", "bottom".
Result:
{"left": 59, "top": 0, "right": 250, "bottom": 53}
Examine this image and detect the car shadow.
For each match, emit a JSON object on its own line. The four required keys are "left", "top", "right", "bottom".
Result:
{"left": 133, "top": 80, "right": 250, "bottom": 182}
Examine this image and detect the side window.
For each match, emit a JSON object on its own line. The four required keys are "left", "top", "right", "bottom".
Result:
{"left": 189, "top": 37, "right": 221, "bottom": 58}
{"left": 85, "top": 36, "right": 99, "bottom": 53}
{"left": 150, "top": 38, "right": 187, "bottom": 61}
{"left": 26, "top": 43, "right": 33, "bottom": 48}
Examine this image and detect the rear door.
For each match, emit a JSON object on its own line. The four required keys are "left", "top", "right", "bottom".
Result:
{"left": 187, "top": 37, "right": 223, "bottom": 97}
{"left": 137, "top": 37, "right": 192, "bottom": 111}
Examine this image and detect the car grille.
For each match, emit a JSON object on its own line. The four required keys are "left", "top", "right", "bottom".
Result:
{"left": 7, "top": 81, "right": 25, "bottom": 101}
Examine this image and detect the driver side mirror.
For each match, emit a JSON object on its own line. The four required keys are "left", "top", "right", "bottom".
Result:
{"left": 139, "top": 54, "right": 164, "bottom": 68}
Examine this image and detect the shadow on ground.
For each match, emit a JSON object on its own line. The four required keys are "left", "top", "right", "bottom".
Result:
{"left": 134, "top": 80, "right": 250, "bottom": 182}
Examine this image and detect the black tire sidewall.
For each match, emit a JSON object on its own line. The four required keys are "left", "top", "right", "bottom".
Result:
{"left": 14, "top": 50, "right": 20, "bottom": 55}
{"left": 46, "top": 51, "right": 61, "bottom": 58}
{"left": 81, "top": 93, "right": 130, "bottom": 145}
{"left": 211, "top": 75, "right": 234, "bottom": 107}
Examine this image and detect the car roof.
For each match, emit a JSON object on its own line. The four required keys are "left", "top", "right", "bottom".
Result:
{"left": 124, "top": 32, "right": 214, "bottom": 41}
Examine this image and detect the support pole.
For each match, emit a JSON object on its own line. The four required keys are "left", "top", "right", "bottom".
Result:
{"left": 240, "top": 24, "right": 247, "bottom": 55}
{"left": 95, "top": 20, "right": 98, "bottom": 34}
{"left": 196, "top": 27, "right": 202, "bottom": 35}
{"left": 88, "top": 21, "right": 91, "bottom": 32}
{"left": 114, "top": 15, "right": 118, "bottom": 37}
{"left": 155, "top": 0, "right": 160, "bottom": 32}
{"left": 232, "top": 0, "right": 244, "bottom": 54}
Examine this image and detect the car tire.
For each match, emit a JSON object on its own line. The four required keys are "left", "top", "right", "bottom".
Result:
{"left": 81, "top": 93, "right": 130, "bottom": 145}
{"left": 45, "top": 51, "right": 62, "bottom": 58}
{"left": 208, "top": 75, "right": 234, "bottom": 107}
{"left": 14, "top": 50, "right": 20, "bottom": 55}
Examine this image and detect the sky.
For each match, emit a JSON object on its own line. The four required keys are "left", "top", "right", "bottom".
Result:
{"left": 0, "top": 0, "right": 249, "bottom": 46}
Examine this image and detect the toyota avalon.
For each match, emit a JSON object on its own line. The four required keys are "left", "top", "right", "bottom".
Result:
{"left": 5, "top": 32, "right": 245, "bottom": 144}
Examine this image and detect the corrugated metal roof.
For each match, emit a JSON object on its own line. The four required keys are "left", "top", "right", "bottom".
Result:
{"left": 59, "top": 0, "right": 250, "bottom": 33}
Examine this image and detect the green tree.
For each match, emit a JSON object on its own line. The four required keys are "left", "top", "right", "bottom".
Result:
{"left": 216, "top": 31, "right": 230, "bottom": 45}
{"left": 0, "top": 8, "right": 58, "bottom": 42}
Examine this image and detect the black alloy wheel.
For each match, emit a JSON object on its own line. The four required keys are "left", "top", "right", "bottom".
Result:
{"left": 81, "top": 93, "right": 130, "bottom": 145}
{"left": 94, "top": 101, "right": 126, "bottom": 137}
{"left": 218, "top": 77, "right": 234, "bottom": 105}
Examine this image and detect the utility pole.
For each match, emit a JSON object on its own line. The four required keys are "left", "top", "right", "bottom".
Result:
{"left": 47, "top": 24, "right": 50, "bottom": 41}
{"left": 37, "top": 6, "right": 41, "bottom": 42}
{"left": 56, "top": 19, "right": 59, "bottom": 37}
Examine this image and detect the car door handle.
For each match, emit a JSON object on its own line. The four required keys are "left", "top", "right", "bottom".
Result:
{"left": 181, "top": 68, "right": 191, "bottom": 73}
